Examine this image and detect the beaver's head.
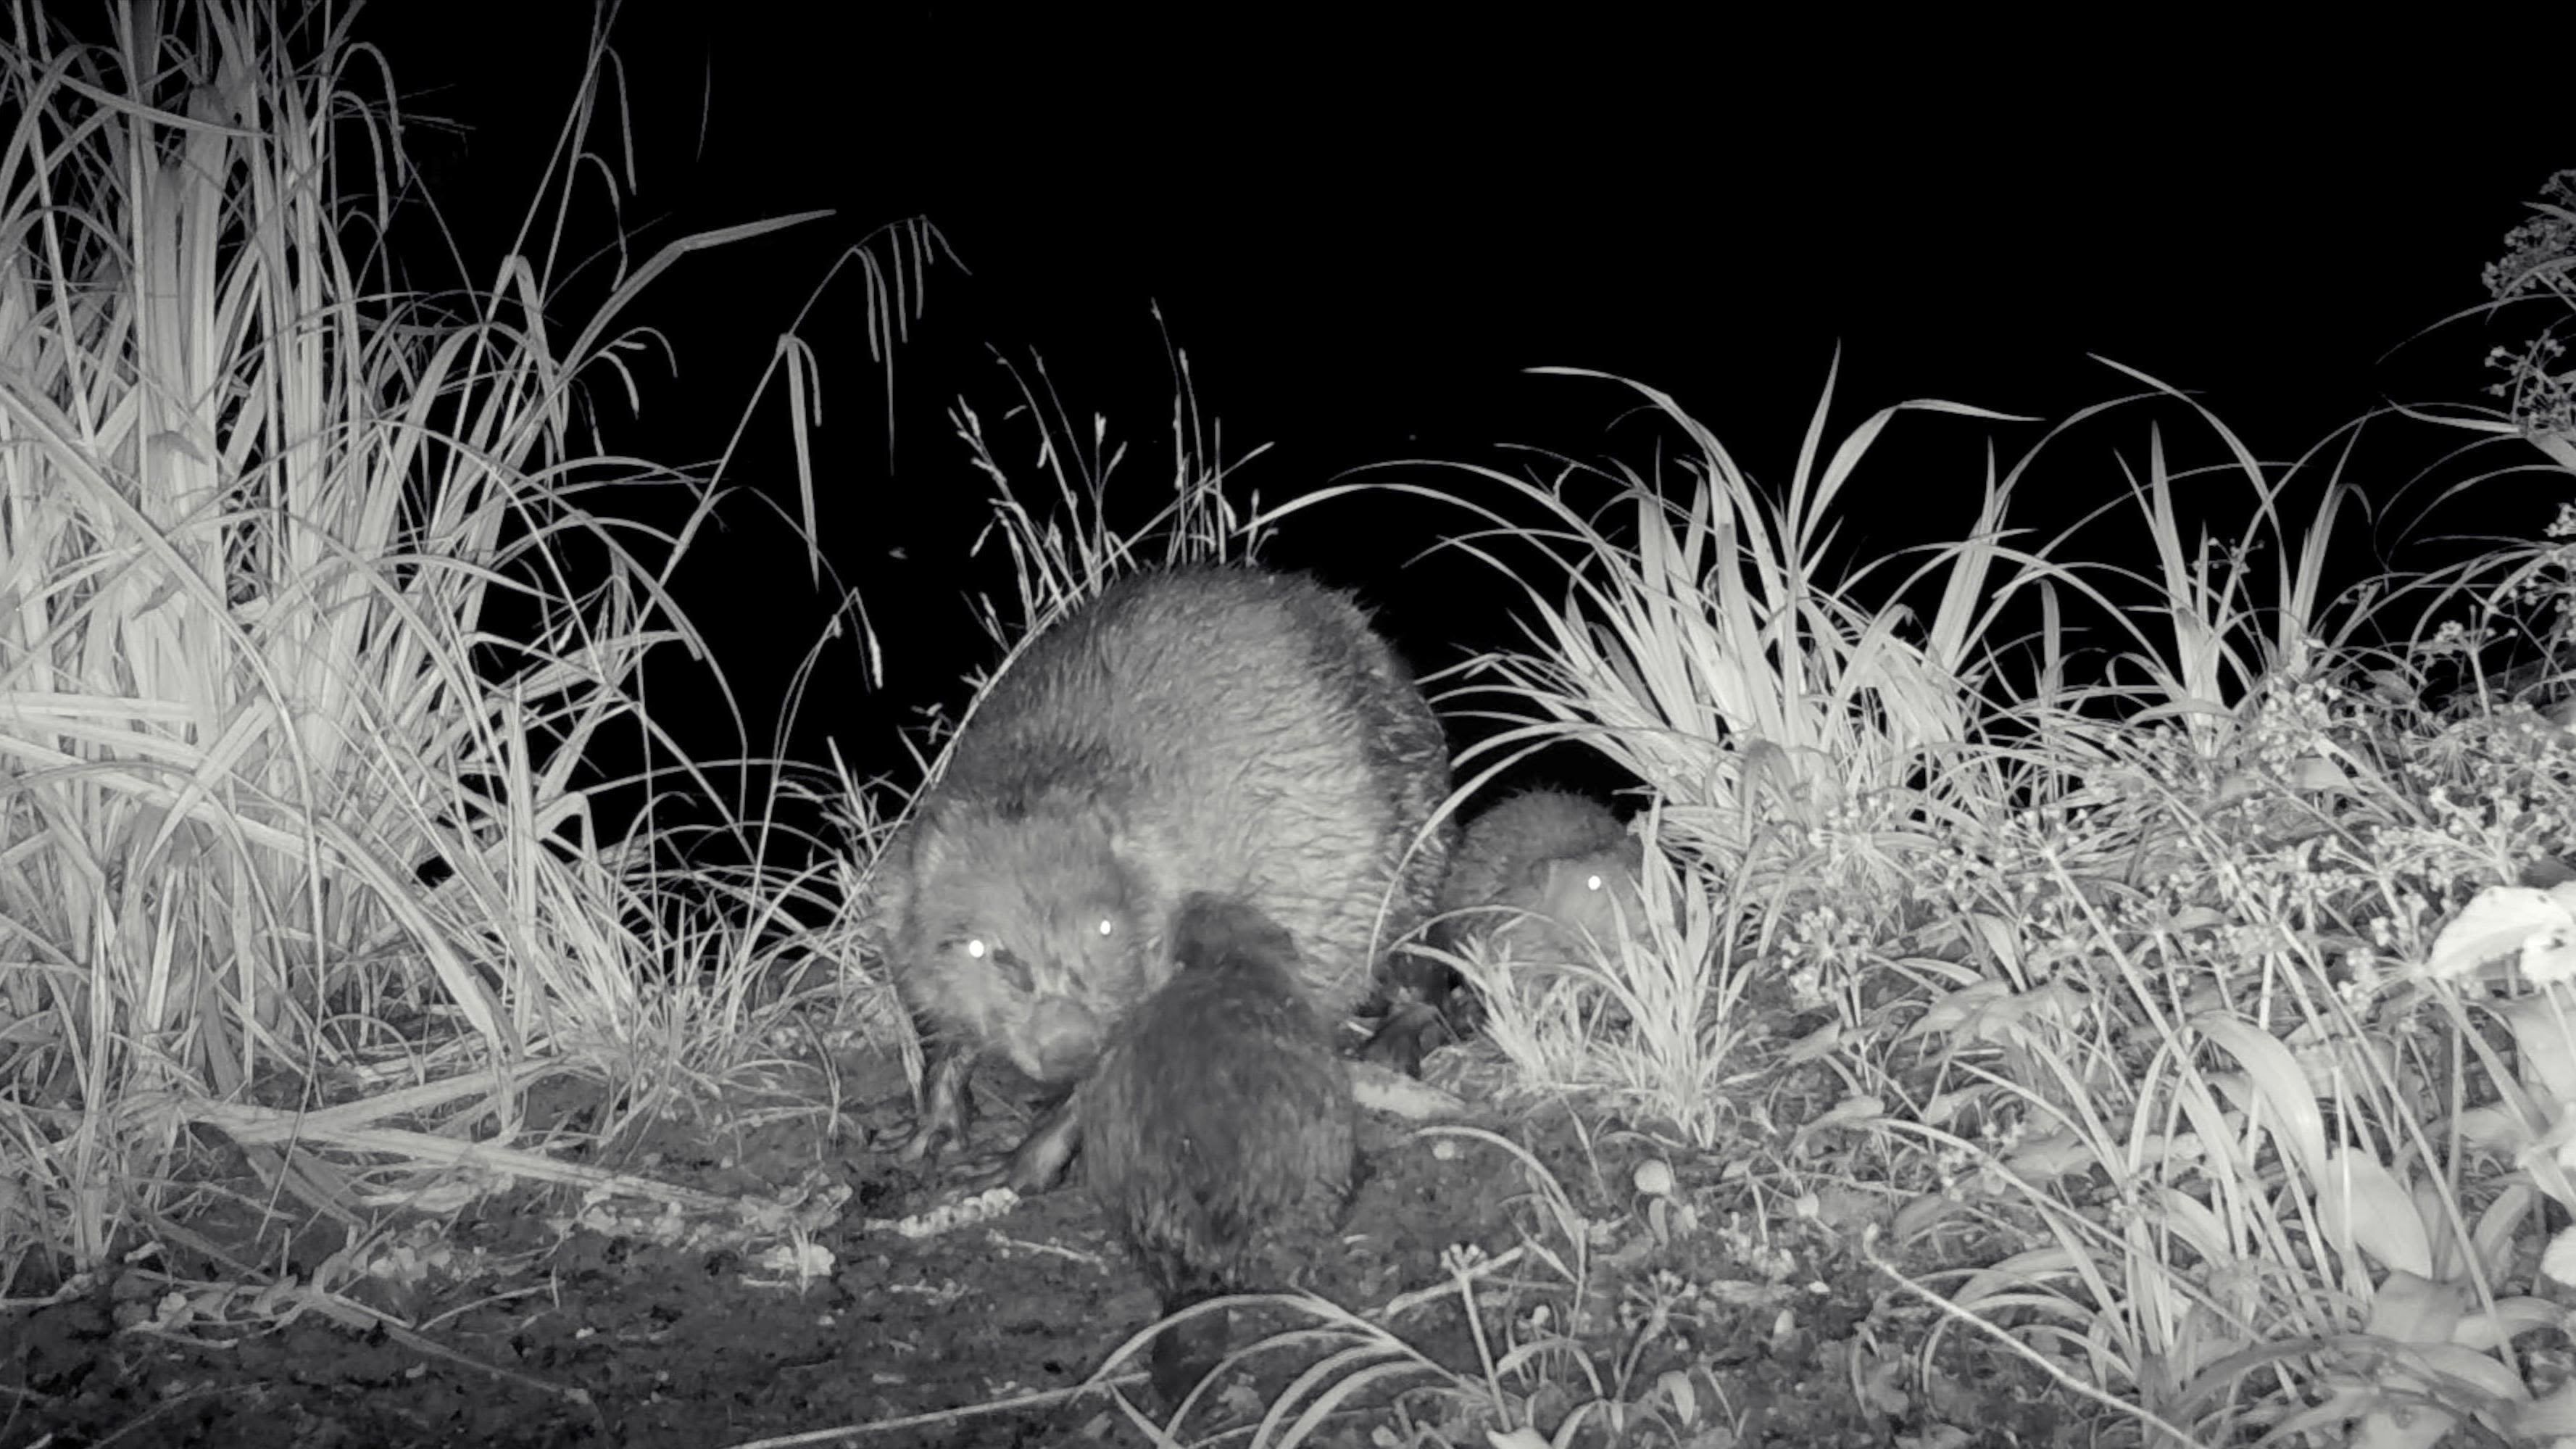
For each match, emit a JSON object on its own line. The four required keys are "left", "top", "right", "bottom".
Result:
{"left": 1471, "top": 836, "right": 1658, "bottom": 962}
{"left": 899, "top": 797, "right": 1151, "bottom": 1082}
{"left": 1529, "top": 837, "right": 1649, "bottom": 937}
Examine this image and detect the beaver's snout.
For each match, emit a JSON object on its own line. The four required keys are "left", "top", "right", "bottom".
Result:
{"left": 1016, "top": 995, "right": 1102, "bottom": 1082}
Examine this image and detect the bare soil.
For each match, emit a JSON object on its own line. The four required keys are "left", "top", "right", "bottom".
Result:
{"left": 4, "top": 1042, "right": 2080, "bottom": 1448}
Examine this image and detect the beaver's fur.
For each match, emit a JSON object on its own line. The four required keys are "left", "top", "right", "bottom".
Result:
{"left": 1439, "top": 788, "right": 1647, "bottom": 960}
{"left": 1080, "top": 892, "right": 1358, "bottom": 1404}
{"left": 876, "top": 565, "right": 1450, "bottom": 1187}
{"left": 1350, "top": 789, "right": 1650, "bottom": 1059}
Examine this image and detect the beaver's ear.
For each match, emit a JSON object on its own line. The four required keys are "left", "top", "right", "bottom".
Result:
{"left": 1166, "top": 891, "right": 1223, "bottom": 967}
{"left": 869, "top": 831, "right": 913, "bottom": 908}
{"left": 1096, "top": 807, "right": 1169, "bottom": 918}
{"left": 897, "top": 808, "right": 939, "bottom": 876}
{"left": 899, "top": 798, "right": 971, "bottom": 885}
{"left": 1521, "top": 857, "right": 1559, "bottom": 896}
{"left": 1089, "top": 801, "right": 1136, "bottom": 859}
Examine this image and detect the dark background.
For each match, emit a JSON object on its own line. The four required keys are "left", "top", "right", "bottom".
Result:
{"left": 344, "top": 4, "right": 2570, "bottom": 847}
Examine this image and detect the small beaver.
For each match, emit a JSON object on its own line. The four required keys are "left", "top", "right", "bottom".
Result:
{"left": 1374, "top": 789, "right": 1649, "bottom": 1055}
{"left": 1439, "top": 789, "right": 1648, "bottom": 960}
{"left": 1081, "top": 892, "right": 1358, "bottom": 1405}
{"left": 875, "top": 565, "right": 1451, "bottom": 1189}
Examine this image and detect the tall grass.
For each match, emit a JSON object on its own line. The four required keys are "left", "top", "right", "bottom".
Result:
{"left": 1245, "top": 230, "right": 2576, "bottom": 1435}
{"left": 0, "top": 0, "right": 891, "bottom": 1295}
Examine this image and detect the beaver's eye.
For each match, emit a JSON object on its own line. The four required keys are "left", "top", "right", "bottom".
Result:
{"left": 1583, "top": 873, "right": 1607, "bottom": 894}
{"left": 963, "top": 937, "right": 1031, "bottom": 991}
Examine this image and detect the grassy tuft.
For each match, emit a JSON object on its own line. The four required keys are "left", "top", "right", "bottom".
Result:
{"left": 0, "top": 0, "right": 874, "bottom": 1294}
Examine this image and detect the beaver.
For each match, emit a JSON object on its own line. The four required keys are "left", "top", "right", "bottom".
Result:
{"left": 875, "top": 565, "right": 1451, "bottom": 1189}
{"left": 1370, "top": 789, "right": 1649, "bottom": 1056}
{"left": 1439, "top": 788, "right": 1648, "bottom": 960}
{"left": 1081, "top": 892, "right": 1358, "bottom": 1405}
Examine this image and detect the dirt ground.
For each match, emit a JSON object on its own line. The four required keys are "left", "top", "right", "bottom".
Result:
{"left": 4, "top": 1038, "right": 2079, "bottom": 1448}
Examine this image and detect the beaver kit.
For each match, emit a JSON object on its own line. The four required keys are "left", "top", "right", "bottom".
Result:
{"left": 875, "top": 565, "right": 1451, "bottom": 1189}
{"left": 1358, "top": 787, "right": 1650, "bottom": 1053}
{"left": 1439, "top": 788, "right": 1649, "bottom": 960}
{"left": 1081, "top": 892, "right": 1358, "bottom": 1403}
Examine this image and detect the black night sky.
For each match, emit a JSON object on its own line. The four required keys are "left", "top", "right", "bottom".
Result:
{"left": 348, "top": 4, "right": 2569, "bottom": 841}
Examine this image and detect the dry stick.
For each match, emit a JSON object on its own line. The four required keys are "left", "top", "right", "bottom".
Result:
{"left": 123, "top": 1283, "right": 602, "bottom": 1413}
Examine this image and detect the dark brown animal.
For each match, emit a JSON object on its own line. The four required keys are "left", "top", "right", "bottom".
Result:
{"left": 1081, "top": 892, "right": 1358, "bottom": 1404}
{"left": 876, "top": 565, "right": 1450, "bottom": 1189}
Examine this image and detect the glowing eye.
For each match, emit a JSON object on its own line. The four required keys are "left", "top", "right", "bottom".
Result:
{"left": 965, "top": 938, "right": 989, "bottom": 960}
{"left": 1095, "top": 918, "right": 1115, "bottom": 938}
{"left": 1584, "top": 873, "right": 1607, "bottom": 893}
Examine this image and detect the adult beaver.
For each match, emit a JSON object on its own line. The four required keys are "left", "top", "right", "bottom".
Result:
{"left": 876, "top": 565, "right": 1450, "bottom": 1189}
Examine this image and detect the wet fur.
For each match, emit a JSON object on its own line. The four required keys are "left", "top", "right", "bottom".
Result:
{"left": 1081, "top": 892, "right": 1358, "bottom": 1403}
{"left": 877, "top": 566, "right": 1451, "bottom": 1173}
